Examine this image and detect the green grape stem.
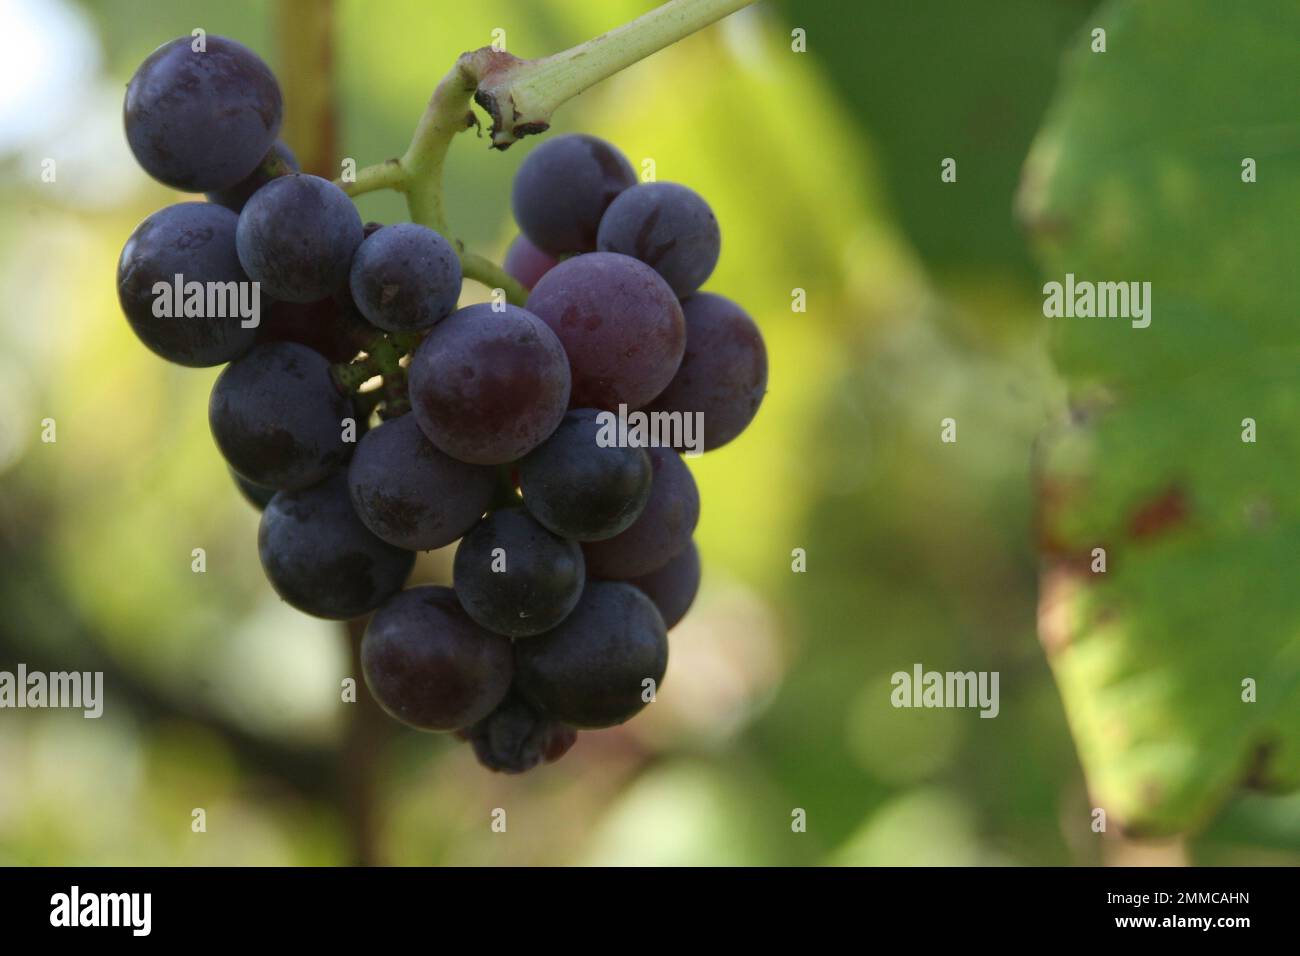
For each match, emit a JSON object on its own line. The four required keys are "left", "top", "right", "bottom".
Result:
{"left": 335, "top": 0, "right": 756, "bottom": 305}
{"left": 332, "top": 330, "right": 423, "bottom": 397}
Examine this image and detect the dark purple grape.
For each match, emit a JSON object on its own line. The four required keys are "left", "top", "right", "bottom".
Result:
{"left": 259, "top": 475, "right": 415, "bottom": 620}
{"left": 206, "top": 141, "right": 299, "bottom": 212}
{"left": 503, "top": 234, "right": 559, "bottom": 291}
{"left": 596, "top": 182, "right": 721, "bottom": 297}
{"left": 230, "top": 467, "right": 276, "bottom": 510}
{"left": 515, "top": 581, "right": 668, "bottom": 729}
{"left": 407, "top": 303, "right": 570, "bottom": 465}
{"left": 348, "top": 223, "right": 462, "bottom": 332}
{"left": 124, "top": 35, "right": 282, "bottom": 192}
{"left": 648, "top": 293, "right": 767, "bottom": 451}
{"left": 361, "top": 586, "right": 512, "bottom": 731}
{"left": 256, "top": 294, "right": 375, "bottom": 363}
{"left": 510, "top": 134, "right": 637, "bottom": 255}
{"left": 452, "top": 507, "right": 585, "bottom": 638}
{"left": 347, "top": 413, "right": 495, "bottom": 551}
{"left": 116, "top": 202, "right": 260, "bottom": 367}
{"left": 463, "top": 692, "right": 577, "bottom": 774}
{"left": 582, "top": 446, "right": 699, "bottom": 579}
{"left": 236, "top": 174, "right": 363, "bottom": 303}
{"left": 209, "top": 342, "right": 354, "bottom": 490}
{"left": 627, "top": 540, "right": 700, "bottom": 630}
{"left": 518, "top": 408, "right": 651, "bottom": 541}
{"left": 526, "top": 252, "right": 684, "bottom": 410}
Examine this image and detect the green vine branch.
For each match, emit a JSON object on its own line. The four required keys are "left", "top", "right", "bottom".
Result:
{"left": 331, "top": 0, "right": 756, "bottom": 399}
{"left": 474, "top": 0, "right": 757, "bottom": 148}
{"left": 342, "top": 158, "right": 405, "bottom": 197}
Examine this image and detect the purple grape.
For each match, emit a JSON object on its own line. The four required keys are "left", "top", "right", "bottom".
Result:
{"left": 453, "top": 507, "right": 586, "bottom": 638}
{"left": 347, "top": 413, "right": 495, "bottom": 551}
{"left": 348, "top": 223, "right": 462, "bottom": 332}
{"left": 124, "top": 35, "right": 282, "bottom": 192}
{"left": 515, "top": 581, "right": 668, "bottom": 729}
{"left": 648, "top": 293, "right": 767, "bottom": 450}
{"left": 510, "top": 134, "right": 637, "bottom": 255}
{"left": 627, "top": 540, "right": 700, "bottom": 630}
{"left": 116, "top": 202, "right": 259, "bottom": 367}
{"left": 582, "top": 446, "right": 699, "bottom": 579}
{"left": 596, "top": 182, "right": 721, "bottom": 297}
{"left": 518, "top": 408, "right": 651, "bottom": 541}
{"left": 361, "top": 586, "right": 513, "bottom": 731}
{"left": 206, "top": 141, "right": 299, "bottom": 212}
{"left": 462, "top": 691, "right": 577, "bottom": 773}
{"left": 407, "top": 303, "right": 571, "bottom": 465}
{"left": 503, "top": 234, "right": 559, "bottom": 291}
{"left": 236, "top": 174, "right": 363, "bottom": 303}
{"left": 208, "top": 342, "right": 353, "bottom": 490}
{"left": 259, "top": 476, "right": 415, "bottom": 620}
{"left": 526, "top": 252, "right": 685, "bottom": 410}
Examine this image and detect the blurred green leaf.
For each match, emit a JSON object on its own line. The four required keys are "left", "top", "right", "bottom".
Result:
{"left": 1024, "top": 0, "right": 1300, "bottom": 834}
{"left": 777, "top": 0, "right": 1094, "bottom": 284}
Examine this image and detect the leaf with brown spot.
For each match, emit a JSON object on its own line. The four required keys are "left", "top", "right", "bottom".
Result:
{"left": 1023, "top": 0, "right": 1300, "bottom": 835}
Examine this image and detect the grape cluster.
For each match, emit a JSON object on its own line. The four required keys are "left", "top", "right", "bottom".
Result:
{"left": 117, "top": 35, "right": 767, "bottom": 774}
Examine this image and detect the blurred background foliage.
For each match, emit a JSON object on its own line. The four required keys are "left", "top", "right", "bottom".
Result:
{"left": 0, "top": 0, "right": 1295, "bottom": 865}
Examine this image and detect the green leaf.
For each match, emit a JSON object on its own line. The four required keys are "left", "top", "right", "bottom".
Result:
{"left": 1022, "top": 0, "right": 1300, "bottom": 834}
{"left": 776, "top": 0, "right": 1095, "bottom": 281}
